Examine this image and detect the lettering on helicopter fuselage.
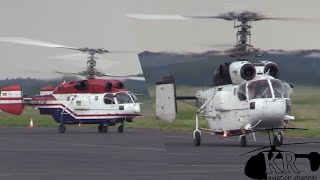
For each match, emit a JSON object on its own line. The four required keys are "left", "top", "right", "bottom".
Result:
{"left": 31, "top": 100, "right": 47, "bottom": 105}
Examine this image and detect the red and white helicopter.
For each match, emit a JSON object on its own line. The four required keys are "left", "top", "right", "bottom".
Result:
{"left": 0, "top": 37, "right": 144, "bottom": 133}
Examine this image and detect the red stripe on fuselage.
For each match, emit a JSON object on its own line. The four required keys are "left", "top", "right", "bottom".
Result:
{"left": 1, "top": 85, "right": 21, "bottom": 91}
{"left": 31, "top": 95, "right": 57, "bottom": 101}
{"left": 0, "top": 97, "right": 23, "bottom": 100}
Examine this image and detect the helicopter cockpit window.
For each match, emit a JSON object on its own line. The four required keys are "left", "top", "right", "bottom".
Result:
{"left": 270, "top": 80, "right": 289, "bottom": 98}
{"left": 128, "top": 91, "right": 139, "bottom": 103}
{"left": 237, "top": 83, "right": 247, "bottom": 101}
{"left": 248, "top": 80, "right": 272, "bottom": 99}
{"left": 115, "top": 92, "right": 133, "bottom": 104}
{"left": 104, "top": 94, "right": 115, "bottom": 104}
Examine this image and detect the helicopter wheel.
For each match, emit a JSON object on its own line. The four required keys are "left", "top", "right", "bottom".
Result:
{"left": 193, "top": 130, "right": 201, "bottom": 146}
{"left": 274, "top": 131, "right": 284, "bottom": 146}
{"left": 100, "top": 124, "right": 108, "bottom": 133}
{"left": 98, "top": 124, "right": 103, "bottom": 133}
{"left": 118, "top": 125, "right": 124, "bottom": 133}
{"left": 239, "top": 135, "right": 247, "bottom": 147}
{"left": 58, "top": 124, "right": 66, "bottom": 134}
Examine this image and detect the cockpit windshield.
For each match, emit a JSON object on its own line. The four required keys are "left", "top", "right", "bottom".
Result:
{"left": 237, "top": 79, "right": 291, "bottom": 101}
{"left": 128, "top": 91, "right": 139, "bottom": 103}
{"left": 237, "top": 83, "right": 247, "bottom": 101}
{"left": 270, "top": 79, "right": 290, "bottom": 98}
{"left": 115, "top": 92, "right": 133, "bottom": 104}
{"left": 248, "top": 80, "right": 272, "bottom": 99}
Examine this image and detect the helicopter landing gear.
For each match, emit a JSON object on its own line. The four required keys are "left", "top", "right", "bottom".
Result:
{"left": 98, "top": 124, "right": 108, "bottom": 133}
{"left": 193, "top": 130, "right": 201, "bottom": 146}
{"left": 118, "top": 123, "right": 124, "bottom": 133}
{"left": 193, "top": 112, "right": 202, "bottom": 146}
{"left": 239, "top": 135, "right": 247, "bottom": 147}
{"left": 98, "top": 124, "right": 103, "bottom": 133}
{"left": 58, "top": 124, "right": 66, "bottom": 133}
{"left": 274, "top": 131, "right": 284, "bottom": 146}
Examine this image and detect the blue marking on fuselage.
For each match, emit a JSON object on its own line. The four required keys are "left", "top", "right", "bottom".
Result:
{"left": 38, "top": 108, "right": 132, "bottom": 125}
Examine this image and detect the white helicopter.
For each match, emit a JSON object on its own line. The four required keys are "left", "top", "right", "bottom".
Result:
{"left": 128, "top": 11, "right": 304, "bottom": 147}
{"left": 0, "top": 37, "right": 144, "bottom": 133}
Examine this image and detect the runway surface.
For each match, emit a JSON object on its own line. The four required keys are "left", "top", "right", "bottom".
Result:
{"left": 0, "top": 127, "right": 318, "bottom": 180}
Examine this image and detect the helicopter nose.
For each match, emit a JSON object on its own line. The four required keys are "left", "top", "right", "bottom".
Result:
{"left": 265, "top": 99, "right": 286, "bottom": 118}
{"left": 250, "top": 98, "right": 286, "bottom": 123}
{"left": 134, "top": 104, "right": 140, "bottom": 113}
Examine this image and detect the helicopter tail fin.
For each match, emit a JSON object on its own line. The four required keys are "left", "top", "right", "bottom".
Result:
{"left": 155, "top": 76, "right": 177, "bottom": 122}
{"left": 0, "top": 85, "right": 23, "bottom": 115}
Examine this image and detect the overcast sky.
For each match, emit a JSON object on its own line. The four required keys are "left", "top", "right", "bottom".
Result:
{"left": 0, "top": 0, "right": 142, "bottom": 79}
{"left": 124, "top": 0, "right": 320, "bottom": 52}
{"left": 1, "top": 0, "right": 320, "bottom": 79}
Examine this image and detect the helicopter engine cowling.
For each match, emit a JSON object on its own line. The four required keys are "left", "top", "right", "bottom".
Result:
{"left": 115, "top": 81, "right": 124, "bottom": 89}
{"left": 229, "top": 61, "right": 256, "bottom": 85}
{"left": 105, "top": 82, "right": 113, "bottom": 92}
{"left": 74, "top": 80, "right": 89, "bottom": 91}
{"left": 261, "top": 61, "right": 279, "bottom": 78}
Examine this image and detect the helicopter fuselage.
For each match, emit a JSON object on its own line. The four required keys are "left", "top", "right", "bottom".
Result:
{"left": 28, "top": 91, "right": 141, "bottom": 125}
{"left": 155, "top": 60, "right": 295, "bottom": 146}
{"left": 196, "top": 75, "right": 291, "bottom": 136}
{"left": 0, "top": 79, "right": 142, "bottom": 133}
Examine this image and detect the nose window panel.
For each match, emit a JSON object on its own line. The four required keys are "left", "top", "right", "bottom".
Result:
{"left": 270, "top": 80, "right": 289, "bottom": 98}
{"left": 237, "top": 83, "right": 247, "bottom": 101}
{"left": 128, "top": 91, "right": 139, "bottom": 103}
{"left": 248, "top": 80, "right": 272, "bottom": 99}
{"left": 116, "top": 92, "right": 133, "bottom": 104}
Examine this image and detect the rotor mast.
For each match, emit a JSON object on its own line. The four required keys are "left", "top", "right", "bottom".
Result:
{"left": 86, "top": 52, "right": 98, "bottom": 79}
{"left": 233, "top": 18, "right": 253, "bottom": 60}
{"left": 78, "top": 48, "right": 109, "bottom": 79}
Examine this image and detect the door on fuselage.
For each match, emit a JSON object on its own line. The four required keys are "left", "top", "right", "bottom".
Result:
{"left": 102, "top": 93, "right": 119, "bottom": 111}
{"left": 114, "top": 91, "right": 137, "bottom": 112}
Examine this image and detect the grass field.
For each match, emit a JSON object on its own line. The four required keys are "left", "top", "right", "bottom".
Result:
{"left": 0, "top": 85, "right": 319, "bottom": 138}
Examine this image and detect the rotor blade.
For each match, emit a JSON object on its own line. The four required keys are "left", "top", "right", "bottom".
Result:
{"left": 198, "top": 43, "right": 235, "bottom": 50}
{"left": 254, "top": 127, "right": 308, "bottom": 131}
{"left": 102, "top": 74, "right": 145, "bottom": 81}
{"left": 187, "top": 16, "right": 320, "bottom": 23}
{"left": 54, "top": 71, "right": 82, "bottom": 76}
{"left": 106, "top": 50, "right": 138, "bottom": 54}
{"left": 0, "top": 37, "right": 80, "bottom": 51}
{"left": 127, "top": 12, "right": 320, "bottom": 23}
{"left": 304, "top": 52, "right": 320, "bottom": 58}
{"left": 49, "top": 53, "right": 88, "bottom": 61}
{"left": 266, "top": 50, "right": 313, "bottom": 56}
{"left": 258, "top": 17, "right": 320, "bottom": 23}
{"left": 127, "top": 13, "right": 233, "bottom": 21}
{"left": 127, "top": 14, "right": 191, "bottom": 20}
{"left": 49, "top": 53, "right": 126, "bottom": 62}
